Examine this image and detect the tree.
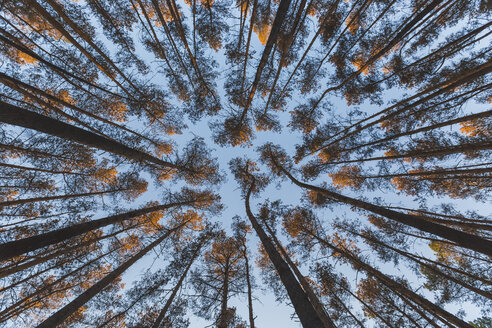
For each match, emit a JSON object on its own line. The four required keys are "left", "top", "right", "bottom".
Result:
{"left": 1, "top": 0, "right": 490, "bottom": 326}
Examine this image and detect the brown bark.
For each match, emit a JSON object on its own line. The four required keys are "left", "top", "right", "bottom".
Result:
{"left": 151, "top": 241, "right": 204, "bottom": 328}
{"left": 0, "top": 200, "right": 199, "bottom": 262}
{"left": 270, "top": 155, "right": 492, "bottom": 256}
{"left": 35, "top": 226, "right": 181, "bottom": 328}
{"left": 245, "top": 184, "right": 326, "bottom": 328}
{"left": 0, "top": 101, "right": 178, "bottom": 169}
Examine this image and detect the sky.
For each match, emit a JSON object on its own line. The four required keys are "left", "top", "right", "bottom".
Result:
{"left": 2, "top": 0, "right": 491, "bottom": 327}
{"left": 105, "top": 2, "right": 491, "bottom": 324}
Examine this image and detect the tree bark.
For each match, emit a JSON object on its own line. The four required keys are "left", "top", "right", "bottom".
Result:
{"left": 270, "top": 155, "right": 492, "bottom": 256}
{"left": 0, "top": 200, "right": 198, "bottom": 262}
{"left": 245, "top": 184, "right": 326, "bottom": 328}
{"left": 0, "top": 101, "right": 178, "bottom": 169}
{"left": 35, "top": 227, "right": 180, "bottom": 328}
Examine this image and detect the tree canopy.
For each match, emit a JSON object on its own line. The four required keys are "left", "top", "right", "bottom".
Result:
{"left": 0, "top": 0, "right": 491, "bottom": 327}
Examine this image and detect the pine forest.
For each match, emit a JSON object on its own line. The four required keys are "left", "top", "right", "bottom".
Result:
{"left": 0, "top": 0, "right": 491, "bottom": 327}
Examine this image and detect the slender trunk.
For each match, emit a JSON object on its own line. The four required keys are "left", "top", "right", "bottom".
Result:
{"left": 241, "top": 0, "right": 258, "bottom": 93}
{"left": 26, "top": 0, "right": 133, "bottom": 95}
{"left": 314, "top": 0, "right": 443, "bottom": 108}
{"left": 310, "top": 231, "right": 473, "bottom": 328}
{"left": 344, "top": 227, "right": 492, "bottom": 299}
{"left": 261, "top": 0, "right": 307, "bottom": 115}
{"left": 245, "top": 184, "right": 327, "bottom": 327}
{"left": 152, "top": 242, "right": 204, "bottom": 328}
{"left": 270, "top": 155, "right": 492, "bottom": 256}
{"left": 35, "top": 227, "right": 179, "bottom": 328}
{"left": 0, "top": 73, "right": 163, "bottom": 148}
{"left": 338, "top": 280, "right": 397, "bottom": 328}
{"left": 0, "top": 189, "right": 126, "bottom": 208}
{"left": 0, "top": 28, "right": 123, "bottom": 99}
{"left": 0, "top": 200, "right": 199, "bottom": 262}
{"left": 150, "top": 0, "right": 195, "bottom": 85}
{"left": 241, "top": 243, "right": 255, "bottom": 328}
{"left": 0, "top": 161, "right": 85, "bottom": 176}
{"left": 324, "top": 140, "right": 492, "bottom": 166}
{"left": 0, "top": 246, "right": 119, "bottom": 321}
{"left": 217, "top": 262, "right": 230, "bottom": 328}
{"left": 362, "top": 167, "right": 492, "bottom": 181}
{"left": 308, "top": 60, "right": 492, "bottom": 159}
{"left": 0, "top": 225, "right": 134, "bottom": 279}
{"left": 238, "top": 0, "right": 292, "bottom": 125}
{"left": 263, "top": 220, "right": 335, "bottom": 328}
{"left": 339, "top": 109, "right": 492, "bottom": 155}
{"left": 0, "top": 101, "right": 178, "bottom": 169}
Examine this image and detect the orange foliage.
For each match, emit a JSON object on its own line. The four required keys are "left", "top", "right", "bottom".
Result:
{"left": 329, "top": 165, "right": 363, "bottom": 189}
{"left": 154, "top": 143, "right": 173, "bottom": 157}
{"left": 15, "top": 50, "right": 39, "bottom": 65}
{"left": 459, "top": 119, "right": 490, "bottom": 137}
{"left": 254, "top": 23, "right": 271, "bottom": 45}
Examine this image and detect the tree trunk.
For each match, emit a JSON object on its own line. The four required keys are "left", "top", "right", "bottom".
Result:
{"left": 343, "top": 227, "right": 492, "bottom": 299}
{"left": 152, "top": 241, "right": 204, "bottom": 328}
{"left": 0, "top": 200, "right": 197, "bottom": 262}
{"left": 272, "top": 157, "right": 492, "bottom": 256}
{"left": 263, "top": 220, "right": 336, "bottom": 328}
{"left": 245, "top": 184, "right": 326, "bottom": 328}
{"left": 0, "top": 189, "right": 126, "bottom": 208}
{"left": 217, "top": 262, "right": 230, "bottom": 328}
{"left": 309, "top": 231, "right": 473, "bottom": 328}
{"left": 309, "top": 60, "right": 492, "bottom": 159}
{"left": 0, "top": 101, "right": 178, "bottom": 169}
{"left": 239, "top": 0, "right": 292, "bottom": 124}
{"left": 339, "top": 109, "right": 492, "bottom": 155}
{"left": 0, "top": 246, "right": 119, "bottom": 322}
{"left": 35, "top": 227, "right": 179, "bottom": 328}
{"left": 242, "top": 243, "right": 255, "bottom": 328}
{"left": 324, "top": 140, "right": 492, "bottom": 165}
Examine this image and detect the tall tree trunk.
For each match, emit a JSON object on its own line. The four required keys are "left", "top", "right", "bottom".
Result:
{"left": 241, "top": 243, "right": 255, "bottom": 328}
{"left": 263, "top": 220, "right": 336, "bottom": 328}
{"left": 0, "top": 189, "right": 126, "bottom": 208}
{"left": 343, "top": 227, "right": 492, "bottom": 299}
{"left": 338, "top": 109, "right": 492, "bottom": 155}
{"left": 0, "top": 73, "right": 163, "bottom": 148}
{"left": 0, "top": 199, "right": 200, "bottom": 262}
{"left": 323, "top": 140, "right": 492, "bottom": 166}
{"left": 0, "top": 30, "right": 123, "bottom": 98}
{"left": 0, "top": 101, "right": 179, "bottom": 169}
{"left": 152, "top": 241, "right": 205, "bottom": 328}
{"left": 245, "top": 184, "right": 328, "bottom": 328}
{"left": 307, "top": 60, "right": 492, "bottom": 159}
{"left": 0, "top": 225, "right": 135, "bottom": 279}
{"left": 0, "top": 246, "right": 120, "bottom": 322}
{"left": 238, "top": 0, "right": 292, "bottom": 125}
{"left": 217, "top": 262, "right": 230, "bottom": 328}
{"left": 309, "top": 231, "right": 473, "bottom": 328}
{"left": 35, "top": 226, "right": 181, "bottom": 328}
{"left": 313, "top": 0, "right": 443, "bottom": 108}
{"left": 270, "top": 155, "right": 492, "bottom": 256}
